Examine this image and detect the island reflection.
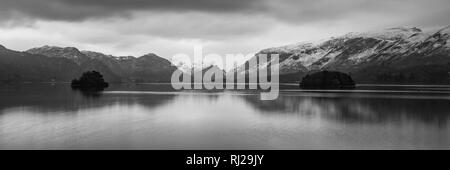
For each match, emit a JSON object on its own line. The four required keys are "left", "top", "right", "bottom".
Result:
{"left": 1, "top": 84, "right": 449, "bottom": 149}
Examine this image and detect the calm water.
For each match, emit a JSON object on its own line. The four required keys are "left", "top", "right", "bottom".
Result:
{"left": 0, "top": 83, "right": 450, "bottom": 149}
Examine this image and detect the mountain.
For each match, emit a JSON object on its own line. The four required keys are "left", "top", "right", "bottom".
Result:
{"left": 128, "top": 53, "right": 179, "bottom": 83}
{"left": 176, "top": 65, "right": 226, "bottom": 85}
{"left": 238, "top": 26, "right": 450, "bottom": 84}
{"left": 0, "top": 45, "right": 178, "bottom": 83}
{"left": 194, "top": 65, "right": 226, "bottom": 82}
{"left": 27, "top": 46, "right": 91, "bottom": 65}
{"left": 0, "top": 45, "right": 80, "bottom": 83}
{"left": 2, "top": 26, "right": 450, "bottom": 85}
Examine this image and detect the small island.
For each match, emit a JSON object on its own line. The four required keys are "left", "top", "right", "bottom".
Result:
{"left": 71, "top": 71, "right": 109, "bottom": 90}
{"left": 300, "top": 71, "right": 355, "bottom": 89}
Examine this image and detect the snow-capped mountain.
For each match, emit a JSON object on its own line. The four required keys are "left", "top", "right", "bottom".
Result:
{"left": 237, "top": 26, "right": 450, "bottom": 84}
{"left": 171, "top": 58, "right": 228, "bottom": 73}
{"left": 2, "top": 26, "right": 450, "bottom": 84}
{"left": 1, "top": 45, "right": 178, "bottom": 83}
{"left": 26, "top": 46, "right": 91, "bottom": 65}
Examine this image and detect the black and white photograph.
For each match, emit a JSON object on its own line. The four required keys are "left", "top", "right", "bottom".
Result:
{"left": 0, "top": 0, "right": 449, "bottom": 167}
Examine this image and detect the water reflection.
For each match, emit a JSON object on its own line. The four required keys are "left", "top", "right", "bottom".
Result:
{"left": 72, "top": 88, "right": 104, "bottom": 98}
{"left": 241, "top": 94, "right": 450, "bottom": 126}
{"left": 0, "top": 84, "right": 449, "bottom": 149}
{"left": 0, "top": 84, "right": 176, "bottom": 113}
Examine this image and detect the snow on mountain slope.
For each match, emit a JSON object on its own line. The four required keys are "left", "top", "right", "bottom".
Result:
{"left": 240, "top": 26, "right": 450, "bottom": 76}
{"left": 345, "top": 27, "right": 423, "bottom": 41}
{"left": 23, "top": 45, "right": 179, "bottom": 83}
{"left": 26, "top": 46, "right": 90, "bottom": 65}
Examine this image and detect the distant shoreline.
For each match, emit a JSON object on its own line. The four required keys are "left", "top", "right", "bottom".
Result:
{"left": 2, "top": 82, "right": 450, "bottom": 87}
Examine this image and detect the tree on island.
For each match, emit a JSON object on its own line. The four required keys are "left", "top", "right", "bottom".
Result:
{"left": 300, "top": 71, "right": 355, "bottom": 89}
{"left": 71, "top": 71, "right": 109, "bottom": 90}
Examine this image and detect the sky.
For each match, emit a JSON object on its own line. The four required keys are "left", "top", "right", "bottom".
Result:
{"left": 0, "top": 0, "right": 449, "bottom": 63}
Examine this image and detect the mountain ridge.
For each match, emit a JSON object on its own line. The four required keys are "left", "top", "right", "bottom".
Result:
{"left": 0, "top": 45, "right": 178, "bottom": 83}
{"left": 2, "top": 25, "right": 450, "bottom": 84}
{"left": 236, "top": 26, "right": 450, "bottom": 84}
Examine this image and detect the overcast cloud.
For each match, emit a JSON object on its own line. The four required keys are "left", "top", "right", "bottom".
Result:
{"left": 0, "top": 0, "right": 449, "bottom": 60}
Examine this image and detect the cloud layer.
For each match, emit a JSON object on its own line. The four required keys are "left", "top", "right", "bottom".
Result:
{"left": 0, "top": 0, "right": 449, "bottom": 59}
{"left": 2, "top": 0, "right": 449, "bottom": 24}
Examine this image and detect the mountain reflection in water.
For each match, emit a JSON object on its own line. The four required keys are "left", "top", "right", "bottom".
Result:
{"left": 0, "top": 84, "right": 449, "bottom": 149}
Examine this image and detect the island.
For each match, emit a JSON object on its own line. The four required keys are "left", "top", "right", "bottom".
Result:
{"left": 300, "top": 71, "right": 355, "bottom": 89}
{"left": 71, "top": 71, "right": 109, "bottom": 90}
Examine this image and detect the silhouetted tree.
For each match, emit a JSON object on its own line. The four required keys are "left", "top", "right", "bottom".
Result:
{"left": 300, "top": 71, "right": 355, "bottom": 89}
{"left": 71, "top": 71, "right": 109, "bottom": 90}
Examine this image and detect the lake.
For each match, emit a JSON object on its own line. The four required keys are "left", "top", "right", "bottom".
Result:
{"left": 0, "top": 83, "right": 449, "bottom": 149}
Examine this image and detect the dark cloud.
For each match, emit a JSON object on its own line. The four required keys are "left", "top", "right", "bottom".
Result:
{"left": 263, "top": 0, "right": 450, "bottom": 26}
{"left": 0, "top": 0, "right": 262, "bottom": 21}
{"left": 1, "top": 0, "right": 449, "bottom": 28}
{"left": 1, "top": 0, "right": 450, "bottom": 57}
